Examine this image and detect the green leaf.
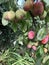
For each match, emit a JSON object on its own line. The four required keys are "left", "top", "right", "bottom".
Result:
{"left": 42, "top": 55, "right": 49, "bottom": 64}
{"left": 37, "top": 27, "right": 46, "bottom": 41}
{"left": 0, "top": 63, "right": 2, "bottom": 65}
{"left": 10, "top": 22, "right": 17, "bottom": 32}
{"left": 39, "top": 45, "right": 44, "bottom": 55}
{"left": 2, "top": 18, "right": 9, "bottom": 26}
{"left": 9, "top": 52, "right": 22, "bottom": 58}
{"left": 43, "top": 0, "right": 49, "bottom": 6}
{"left": 45, "top": 12, "right": 49, "bottom": 22}
{"left": 0, "top": 49, "right": 9, "bottom": 61}
{"left": 0, "top": 0, "right": 9, "bottom": 4}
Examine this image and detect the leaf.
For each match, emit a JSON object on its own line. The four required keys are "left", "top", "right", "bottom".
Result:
{"left": 0, "top": 49, "right": 9, "bottom": 61}
{"left": 0, "top": 63, "right": 2, "bottom": 65}
{"left": 42, "top": 56, "right": 49, "bottom": 64}
{"left": 10, "top": 22, "right": 17, "bottom": 32}
{"left": 2, "top": 18, "right": 9, "bottom": 26}
{"left": 0, "top": 0, "right": 9, "bottom": 4}
{"left": 39, "top": 45, "right": 44, "bottom": 55}
{"left": 19, "top": 41, "right": 23, "bottom": 45}
{"left": 45, "top": 12, "right": 49, "bottom": 22}
{"left": 9, "top": 52, "right": 22, "bottom": 58}
{"left": 37, "top": 27, "right": 46, "bottom": 41}
{"left": 43, "top": 0, "right": 49, "bottom": 6}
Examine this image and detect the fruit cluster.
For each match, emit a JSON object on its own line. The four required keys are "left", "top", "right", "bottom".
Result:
{"left": 2, "top": 0, "right": 47, "bottom": 21}
{"left": 2, "top": 0, "right": 49, "bottom": 53}
{"left": 27, "top": 30, "right": 49, "bottom": 53}
{"left": 23, "top": 0, "right": 47, "bottom": 19}
{"left": 3, "top": 9, "right": 27, "bottom": 21}
{"left": 28, "top": 30, "right": 49, "bottom": 44}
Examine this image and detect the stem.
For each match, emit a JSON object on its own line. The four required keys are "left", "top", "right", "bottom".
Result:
{"left": 29, "top": 11, "right": 36, "bottom": 29}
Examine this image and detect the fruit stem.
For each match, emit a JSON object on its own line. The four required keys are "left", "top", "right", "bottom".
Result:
{"left": 29, "top": 11, "right": 36, "bottom": 29}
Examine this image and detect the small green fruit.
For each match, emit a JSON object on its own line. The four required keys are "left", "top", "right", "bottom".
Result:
{"left": 3, "top": 11, "right": 15, "bottom": 20}
{"left": 40, "top": 10, "right": 47, "bottom": 19}
{"left": 44, "top": 48, "right": 48, "bottom": 53}
{"left": 16, "top": 9, "right": 27, "bottom": 19}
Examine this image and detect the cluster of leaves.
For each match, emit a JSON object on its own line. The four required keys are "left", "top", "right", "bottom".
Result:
{"left": 0, "top": 48, "right": 35, "bottom": 65}
{"left": 0, "top": 45, "right": 49, "bottom": 65}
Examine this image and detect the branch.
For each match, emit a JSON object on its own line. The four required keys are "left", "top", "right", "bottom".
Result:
{"left": 29, "top": 11, "right": 36, "bottom": 27}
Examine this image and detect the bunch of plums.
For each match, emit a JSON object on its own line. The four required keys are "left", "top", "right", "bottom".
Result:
{"left": 23, "top": 0, "right": 47, "bottom": 19}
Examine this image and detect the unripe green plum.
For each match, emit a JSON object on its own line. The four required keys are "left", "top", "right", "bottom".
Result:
{"left": 3, "top": 11, "right": 15, "bottom": 21}
{"left": 40, "top": 10, "right": 47, "bottom": 19}
{"left": 16, "top": 9, "right": 27, "bottom": 19}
